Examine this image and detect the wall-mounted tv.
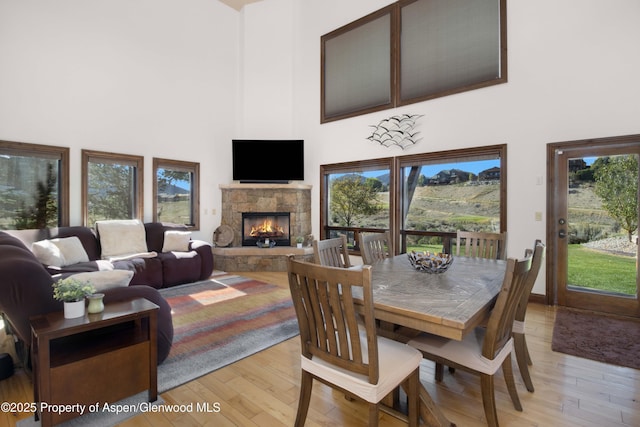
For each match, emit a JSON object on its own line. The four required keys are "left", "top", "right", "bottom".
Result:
{"left": 232, "top": 139, "right": 304, "bottom": 183}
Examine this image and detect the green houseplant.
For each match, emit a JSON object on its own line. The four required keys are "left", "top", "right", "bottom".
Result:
{"left": 52, "top": 277, "right": 95, "bottom": 302}
{"left": 52, "top": 277, "right": 95, "bottom": 319}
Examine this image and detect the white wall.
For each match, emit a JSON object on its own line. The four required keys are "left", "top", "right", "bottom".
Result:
{"left": 2, "top": 0, "right": 640, "bottom": 296}
{"left": 0, "top": 0, "right": 241, "bottom": 242}
{"left": 244, "top": 0, "right": 640, "bottom": 295}
{"left": 239, "top": 0, "right": 296, "bottom": 138}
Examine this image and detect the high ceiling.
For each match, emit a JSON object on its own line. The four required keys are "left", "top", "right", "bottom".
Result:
{"left": 218, "top": 0, "right": 262, "bottom": 11}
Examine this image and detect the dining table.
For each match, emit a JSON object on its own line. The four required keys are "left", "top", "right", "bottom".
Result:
{"left": 357, "top": 253, "right": 508, "bottom": 427}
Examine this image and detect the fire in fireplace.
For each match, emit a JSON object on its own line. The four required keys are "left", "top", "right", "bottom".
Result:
{"left": 241, "top": 212, "right": 291, "bottom": 246}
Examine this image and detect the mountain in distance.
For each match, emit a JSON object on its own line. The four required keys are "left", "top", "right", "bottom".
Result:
{"left": 158, "top": 182, "right": 189, "bottom": 195}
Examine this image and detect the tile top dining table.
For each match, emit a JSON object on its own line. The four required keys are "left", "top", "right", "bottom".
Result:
{"left": 368, "top": 253, "right": 507, "bottom": 341}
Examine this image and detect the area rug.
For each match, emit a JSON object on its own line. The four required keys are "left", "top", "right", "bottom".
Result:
{"left": 551, "top": 306, "right": 640, "bottom": 370}
{"left": 18, "top": 272, "right": 299, "bottom": 427}
{"left": 158, "top": 272, "right": 299, "bottom": 392}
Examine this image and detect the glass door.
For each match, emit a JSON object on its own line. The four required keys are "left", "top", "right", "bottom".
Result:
{"left": 549, "top": 135, "right": 640, "bottom": 317}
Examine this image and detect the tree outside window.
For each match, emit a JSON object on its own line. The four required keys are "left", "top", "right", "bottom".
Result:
{"left": 321, "top": 158, "right": 393, "bottom": 250}
{"left": 0, "top": 141, "right": 69, "bottom": 229}
{"left": 82, "top": 150, "right": 143, "bottom": 227}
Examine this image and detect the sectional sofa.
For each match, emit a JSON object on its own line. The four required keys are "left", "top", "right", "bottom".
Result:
{"left": 0, "top": 220, "right": 214, "bottom": 366}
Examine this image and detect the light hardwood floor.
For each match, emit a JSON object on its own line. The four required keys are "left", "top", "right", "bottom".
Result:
{"left": 2, "top": 271, "right": 639, "bottom": 426}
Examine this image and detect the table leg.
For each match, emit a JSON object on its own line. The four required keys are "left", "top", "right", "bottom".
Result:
{"left": 419, "top": 384, "right": 456, "bottom": 427}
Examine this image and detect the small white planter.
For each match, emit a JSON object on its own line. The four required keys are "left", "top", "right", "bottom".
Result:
{"left": 64, "top": 300, "right": 86, "bottom": 319}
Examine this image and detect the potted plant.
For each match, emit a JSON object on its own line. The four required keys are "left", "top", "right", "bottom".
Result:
{"left": 52, "top": 277, "right": 95, "bottom": 319}
{"left": 296, "top": 236, "right": 304, "bottom": 248}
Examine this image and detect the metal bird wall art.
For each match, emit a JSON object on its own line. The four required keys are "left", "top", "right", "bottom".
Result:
{"left": 367, "top": 114, "right": 423, "bottom": 150}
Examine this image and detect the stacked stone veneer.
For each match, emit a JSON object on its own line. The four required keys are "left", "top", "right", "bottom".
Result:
{"left": 220, "top": 183, "right": 312, "bottom": 247}
{"left": 216, "top": 184, "right": 313, "bottom": 272}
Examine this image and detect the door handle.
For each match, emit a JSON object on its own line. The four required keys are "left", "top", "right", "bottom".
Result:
{"left": 558, "top": 229, "right": 566, "bottom": 238}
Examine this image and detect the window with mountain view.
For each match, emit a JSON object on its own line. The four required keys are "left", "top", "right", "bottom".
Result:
{"left": 320, "top": 145, "right": 506, "bottom": 256}
{"left": 0, "top": 141, "right": 69, "bottom": 229}
{"left": 320, "top": 158, "right": 393, "bottom": 250}
{"left": 398, "top": 145, "right": 506, "bottom": 254}
{"left": 153, "top": 158, "right": 199, "bottom": 229}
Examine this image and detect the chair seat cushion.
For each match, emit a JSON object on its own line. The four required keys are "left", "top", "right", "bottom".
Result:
{"left": 408, "top": 328, "right": 513, "bottom": 376}
{"left": 301, "top": 333, "right": 422, "bottom": 403}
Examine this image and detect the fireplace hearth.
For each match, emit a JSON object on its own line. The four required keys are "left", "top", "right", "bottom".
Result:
{"left": 241, "top": 212, "right": 291, "bottom": 247}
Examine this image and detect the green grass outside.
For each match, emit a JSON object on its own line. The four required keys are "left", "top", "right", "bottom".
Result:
{"left": 157, "top": 199, "right": 191, "bottom": 225}
{"left": 568, "top": 244, "right": 636, "bottom": 295}
{"left": 406, "top": 244, "right": 447, "bottom": 254}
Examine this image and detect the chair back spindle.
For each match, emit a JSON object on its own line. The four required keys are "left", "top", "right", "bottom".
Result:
{"left": 456, "top": 230, "right": 507, "bottom": 260}
{"left": 359, "top": 231, "right": 392, "bottom": 265}
{"left": 312, "top": 235, "right": 351, "bottom": 268}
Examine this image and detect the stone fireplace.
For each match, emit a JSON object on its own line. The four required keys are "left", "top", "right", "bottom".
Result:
{"left": 219, "top": 183, "right": 311, "bottom": 247}
{"left": 214, "top": 184, "right": 313, "bottom": 271}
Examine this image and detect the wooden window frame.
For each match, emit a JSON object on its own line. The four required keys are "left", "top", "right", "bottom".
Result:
{"left": 321, "top": 4, "right": 397, "bottom": 123}
{"left": 152, "top": 157, "right": 200, "bottom": 230}
{"left": 320, "top": 145, "right": 507, "bottom": 257}
{"left": 0, "top": 140, "right": 70, "bottom": 227}
{"left": 395, "top": 144, "right": 507, "bottom": 253}
{"left": 81, "top": 149, "right": 143, "bottom": 227}
{"left": 320, "top": 157, "right": 395, "bottom": 253}
{"left": 321, "top": 0, "right": 507, "bottom": 123}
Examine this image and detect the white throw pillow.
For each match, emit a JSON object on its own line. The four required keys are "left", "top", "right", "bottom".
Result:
{"left": 53, "top": 236, "right": 90, "bottom": 265}
{"left": 162, "top": 230, "right": 191, "bottom": 252}
{"left": 70, "top": 270, "right": 134, "bottom": 292}
{"left": 32, "top": 239, "right": 64, "bottom": 267}
{"left": 96, "top": 219, "right": 148, "bottom": 259}
{"left": 32, "top": 236, "right": 89, "bottom": 267}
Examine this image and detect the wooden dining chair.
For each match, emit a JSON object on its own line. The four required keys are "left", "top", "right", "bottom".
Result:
{"left": 286, "top": 255, "right": 421, "bottom": 427}
{"left": 455, "top": 230, "right": 507, "bottom": 260}
{"left": 513, "top": 240, "right": 545, "bottom": 393}
{"left": 358, "top": 231, "right": 392, "bottom": 265}
{"left": 407, "top": 253, "right": 533, "bottom": 427}
{"left": 312, "top": 235, "right": 351, "bottom": 268}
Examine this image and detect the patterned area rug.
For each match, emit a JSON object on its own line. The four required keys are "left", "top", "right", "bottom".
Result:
{"left": 158, "top": 272, "right": 299, "bottom": 392}
{"left": 18, "top": 273, "right": 298, "bottom": 427}
{"left": 551, "top": 307, "right": 640, "bottom": 370}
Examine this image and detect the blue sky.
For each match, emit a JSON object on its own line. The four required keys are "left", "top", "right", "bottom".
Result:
{"left": 351, "top": 159, "right": 500, "bottom": 179}
{"left": 416, "top": 159, "right": 499, "bottom": 177}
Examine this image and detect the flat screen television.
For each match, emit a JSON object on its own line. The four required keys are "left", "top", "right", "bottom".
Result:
{"left": 232, "top": 139, "right": 304, "bottom": 183}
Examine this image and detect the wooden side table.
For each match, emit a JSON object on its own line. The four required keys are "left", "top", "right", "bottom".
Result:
{"left": 30, "top": 298, "right": 158, "bottom": 426}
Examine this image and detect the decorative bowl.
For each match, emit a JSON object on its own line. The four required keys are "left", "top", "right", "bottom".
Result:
{"left": 407, "top": 251, "right": 454, "bottom": 274}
